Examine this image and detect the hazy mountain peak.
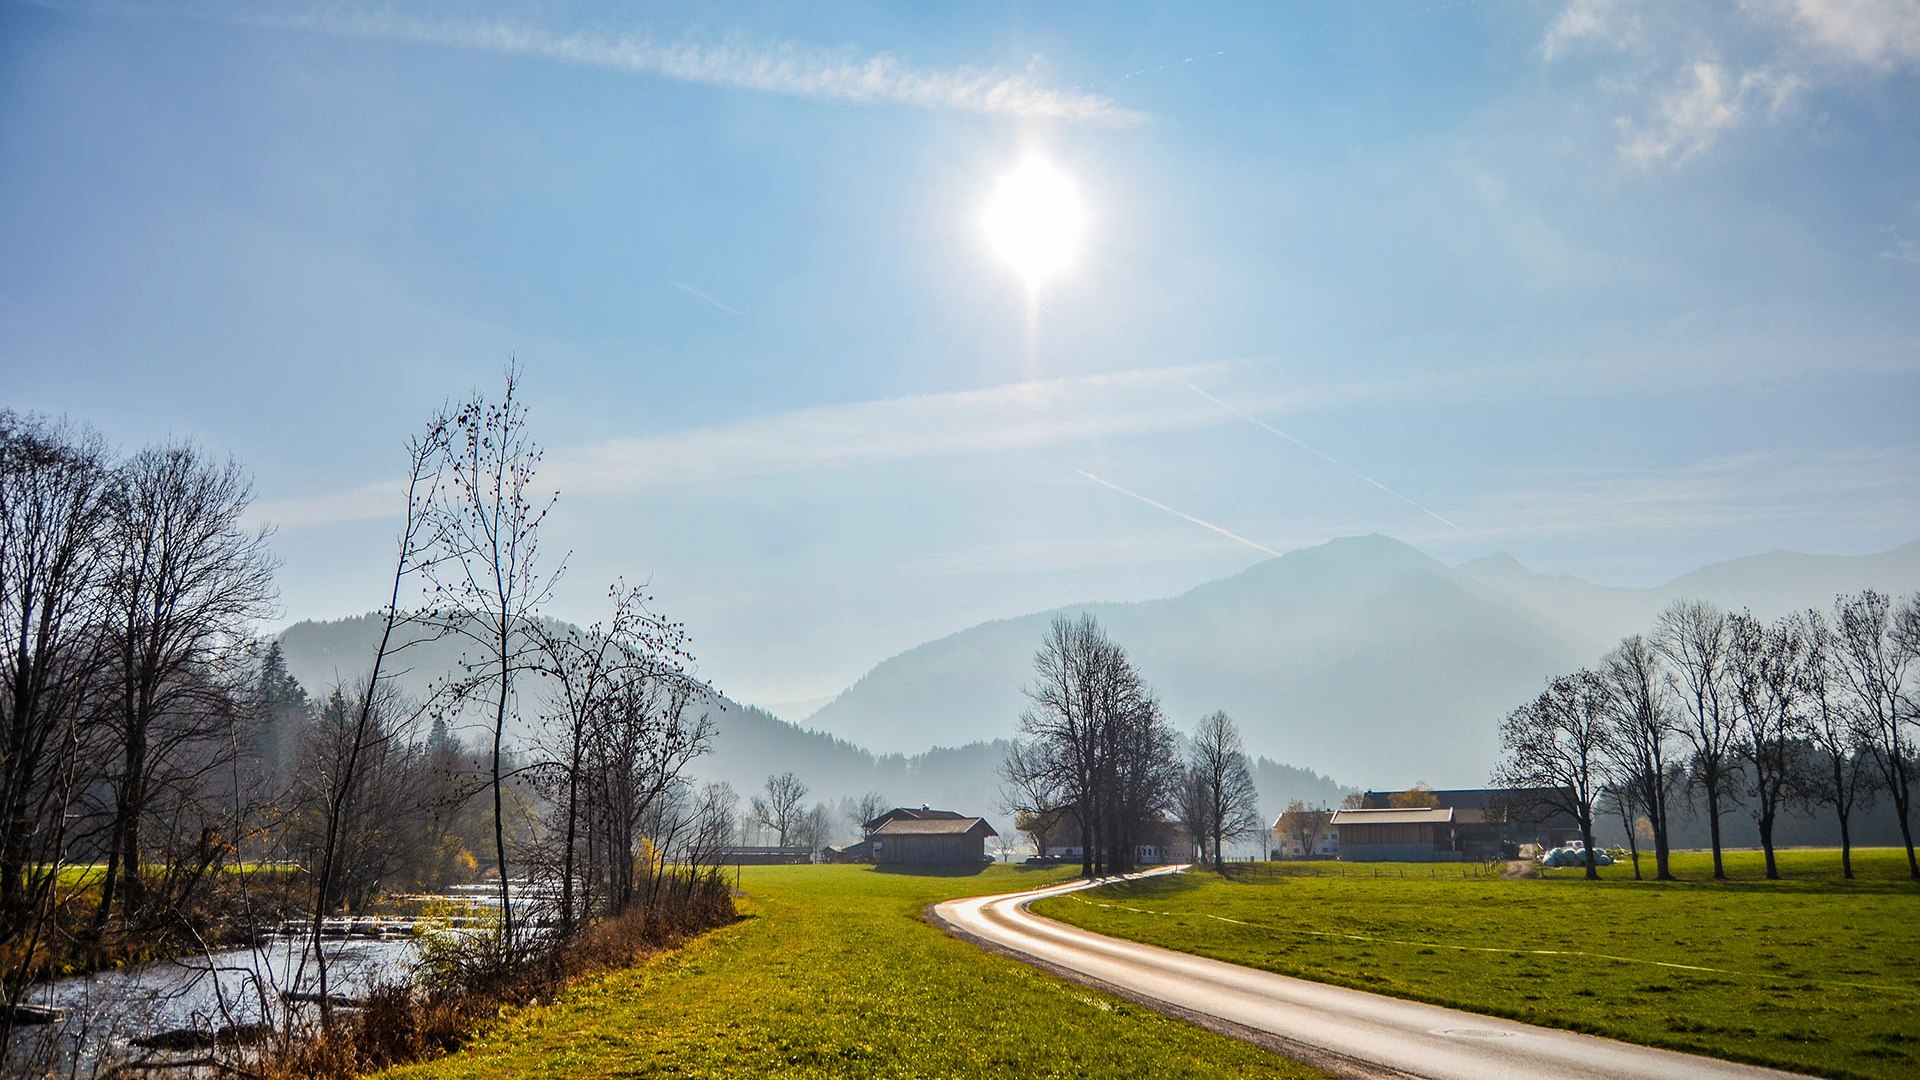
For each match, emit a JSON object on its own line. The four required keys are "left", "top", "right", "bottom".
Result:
{"left": 1456, "top": 552, "right": 1530, "bottom": 578}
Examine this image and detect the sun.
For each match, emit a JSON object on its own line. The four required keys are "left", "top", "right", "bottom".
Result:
{"left": 981, "top": 153, "right": 1086, "bottom": 292}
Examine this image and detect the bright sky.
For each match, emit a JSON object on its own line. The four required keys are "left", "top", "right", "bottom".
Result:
{"left": 4, "top": 1, "right": 1917, "bottom": 716}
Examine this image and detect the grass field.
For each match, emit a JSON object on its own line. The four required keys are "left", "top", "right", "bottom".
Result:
{"left": 1031, "top": 848, "right": 1920, "bottom": 1080}
{"left": 381, "top": 864, "right": 1331, "bottom": 1079}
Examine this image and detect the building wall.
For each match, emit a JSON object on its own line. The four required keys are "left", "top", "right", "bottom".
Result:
{"left": 874, "top": 832, "right": 985, "bottom": 864}
{"left": 1341, "top": 843, "right": 1464, "bottom": 863}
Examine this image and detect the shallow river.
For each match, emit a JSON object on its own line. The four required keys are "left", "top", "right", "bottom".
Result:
{"left": 4, "top": 933, "right": 419, "bottom": 1077}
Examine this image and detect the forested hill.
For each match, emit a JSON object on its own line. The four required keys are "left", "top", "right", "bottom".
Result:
{"left": 274, "top": 615, "right": 1351, "bottom": 833}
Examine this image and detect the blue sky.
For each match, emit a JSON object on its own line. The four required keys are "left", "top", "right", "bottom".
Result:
{"left": 4, "top": 0, "right": 1917, "bottom": 715}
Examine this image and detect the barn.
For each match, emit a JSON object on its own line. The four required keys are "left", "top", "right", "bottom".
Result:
{"left": 1328, "top": 807, "right": 1460, "bottom": 862}
{"left": 867, "top": 813, "right": 997, "bottom": 865}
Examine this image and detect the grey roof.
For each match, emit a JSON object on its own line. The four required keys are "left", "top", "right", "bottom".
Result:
{"left": 863, "top": 806, "right": 969, "bottom": 831}
{"left": 870, "top": 816, "right": 998, "bottom": 838}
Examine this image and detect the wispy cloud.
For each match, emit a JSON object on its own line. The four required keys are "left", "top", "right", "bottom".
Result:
{"left": 253, "top": 326, "right": 1916, "bottom": 534}
{"left": 239, "top": 9, "right": 1146, "bottom": 126}
{"left": 1539, "top": 0, "right": 1920, "bottom": 169}
{"left": 255, "top": 361, "right": 1256, "bottom": 529}
{"left": 1745, "top": 0, "right": 1920, "bottom": 72}
{"left": 671, "top": 282, "right": 745, "bottom": 316}
{"left": 1074, "top": 469, "right": 1285, "bottom": 558}
{"left": 1616, "top": 59, "right": 1800, "bottom": 169}
{"left": 1542, "top": 0, "right": 1643, "bottom": 60}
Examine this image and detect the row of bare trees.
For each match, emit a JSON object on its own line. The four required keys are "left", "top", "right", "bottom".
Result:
{"left": 1001, "top": 615, "right": 1261, "bottom": 875}
{"left": 1494, "top": 592, "right": 1920, "bottom": 881}
{"left": 2, "top": 412, "right": 276, "bottom": 947}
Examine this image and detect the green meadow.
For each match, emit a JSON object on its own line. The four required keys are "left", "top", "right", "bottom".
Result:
{"left": 382, "top": 864, "right": 1329, "bottom": 1079}
{"left": 1032, "top": 848, "right": 1920, "bottom": 1080}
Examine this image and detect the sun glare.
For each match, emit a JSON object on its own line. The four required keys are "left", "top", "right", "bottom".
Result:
{"left": 981, "top": 153, "right": 1086, "bottom": 292}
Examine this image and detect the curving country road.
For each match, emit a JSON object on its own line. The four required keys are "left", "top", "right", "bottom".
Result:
{"left": 931, "top": 869, "right": 1804, "bottom": 1080}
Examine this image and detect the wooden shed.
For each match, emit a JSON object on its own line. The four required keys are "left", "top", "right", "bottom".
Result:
{"left": 1328, "top": 807, "right": 1459, "bottom": 862}
{"left": 868, "top": 815, "right": 997, "bottom": 865}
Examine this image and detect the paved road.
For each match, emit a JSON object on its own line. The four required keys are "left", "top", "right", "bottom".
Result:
{"left": 932, "top": 870, "right": 1804, "bottom": 1080}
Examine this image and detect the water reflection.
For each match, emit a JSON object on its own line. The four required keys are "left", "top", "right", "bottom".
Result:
{"left": 5, "top": 934, "right": 417, "bottom": 1077}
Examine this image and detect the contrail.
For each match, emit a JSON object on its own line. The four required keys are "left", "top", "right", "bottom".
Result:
{"left": 1075, "top": 470, "right": 1284, "bottom": 558}
{"left": 671, "top": 281, "right": 746, "bottom": 316}
{"left": 1181, "top": 380, "right": 1461, "bottom": 531}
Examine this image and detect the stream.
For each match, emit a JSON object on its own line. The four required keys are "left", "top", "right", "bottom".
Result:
{"left": 4, "top": 931, "right": 418, "bottom": 1077}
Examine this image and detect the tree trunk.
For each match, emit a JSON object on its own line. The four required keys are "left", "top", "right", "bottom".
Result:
{"left": 1704, "top": 783, "right": 1726, "bottom": 880}
{"left": 1758, "top": 810, "right": 1777, "bottom": 880}
{"left": 1578, "top": 813, "right": 1599, "bottom": 881}
{"left": 1837, "top": 807, "right": 1853, "bottom": 880}
{"left": 493, "top": 644, "right": 513, "bottom": 951}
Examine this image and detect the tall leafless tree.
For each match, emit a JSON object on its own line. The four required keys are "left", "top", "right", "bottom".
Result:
{"left": 1599, "top": 634, "right": 1680, "bottom": 880}
{"left": 305, "top": 422, "right": 445, "bottom": 1023}
{"left": 0, "top": 414, "right": 115, "bottom": 1053}
{"left": 420, "top": 367, "right": 563, "bottom": 951}
{"left": 1187, "top": 711, "right": 1261, "bottom": 871}
{"left": 1795, "top": 608, "right": 1873, "bottom": 878}
{"left": 1002, "top": 614, "right": 1178, "bottom": 876}
{"left": 1725, "top": 610, "right": 1805, "bottom": 880}
{"left": 1654, "top": 598, "right": 1740, "bottom": 879}
{"left": 92, "top": 443, "right": 276, "bottom": 930}
{"left": 1834, "top": 590, "right": 1917, "bottom": 878}
{"left": 1494, "top": 670, "right": 1612, "bottom": 880}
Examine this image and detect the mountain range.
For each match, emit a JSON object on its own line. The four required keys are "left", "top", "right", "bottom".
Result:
{"left": 803, "top": 535, "right": 1920, "bottom": 787}
{"left": 273, "top": 535, "right": 1920, "bottom": 832}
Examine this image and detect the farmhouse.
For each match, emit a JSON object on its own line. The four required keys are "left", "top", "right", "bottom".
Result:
{"left": 1043, "top": 815, "right": 1197, "bottom": 865}
{"left": 1361, "top": 787, "right": 1583, "bottom": 857}
{"left": 1328, "top": 807, "right": 1459, "bottom": 862}
{"left": 855, "top": 805, "right": 998, "bottom": 865}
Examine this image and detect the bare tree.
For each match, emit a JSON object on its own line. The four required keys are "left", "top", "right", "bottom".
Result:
{"left": 1273, "top": 800, "right": 1331, "bottom": 859}
{"left": 1187, "top": 711, "right": 1261, "bottom": 871}
{"left": 1834, "top": 590, "right": 1918, "bottom": 879}
{"left": 585, "top": 669, "right": 714, "bottom": 915}
{"left": 1600, "top": 634, "right": 1681, "bottom": 880}
{"left": 792, "top": 802, "right": 834, "bottom": 859}
{"left": 751, "top": 771, "right": 810, "bottom": 848}
{"left": 0, "top": 414, "right": 114, "bottom": 1053}
{"left": 1797, "top": 608, "right": 1874, "bottom": 879}
{"left": 1598, "top": 780, "right": 1643, "bottom": 879}
{"left": 304, "top": 422, "right": 444, "bottom": 1023}
{"left": 1002, "top": 615, "right": 1178, "bottom": 877}
{"left": 92, "top": 442, "right": 276, "bottom": 929}
{"left": 535, "top": 582, "right": 690, "bottom": 935}
{"left": 1725, "top": 611, "right": 1806, "bottom": 880}
{"left": 1654, "top": 599, "right": 1740, "bottom": 879}
{"left": 1173, "top": 765, "right": 1212, "bottom": 867}
{"left": 852, "top": 790, "right": 890, "bottom": 831}
{"left": 420, "top": 367, "right": 564, "bottom": 950}
{"left": 1494, "top": 670, "right": 1612, "bottom": 880}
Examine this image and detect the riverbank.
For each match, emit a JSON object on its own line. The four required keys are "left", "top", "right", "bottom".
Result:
{"left": 1, "top": 865, "right": 305, "bottom": 985}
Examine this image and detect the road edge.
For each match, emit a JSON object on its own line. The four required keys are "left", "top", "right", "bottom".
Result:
{"left": 925, "top": 884, "right": 1420, "bottom": 1080}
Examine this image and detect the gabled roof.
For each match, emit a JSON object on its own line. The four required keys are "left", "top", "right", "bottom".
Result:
{"left": 863, "top": 806, "right": 969, "bottom": 832}
{"left": 869, "top": 816, "right": 998, "bottom": 838}
{"left": 1330, "top": 807, "right": 1454, "bottom": 826}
